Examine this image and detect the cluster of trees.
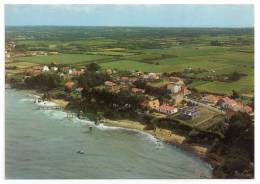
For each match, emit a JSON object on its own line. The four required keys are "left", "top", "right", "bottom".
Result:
{"left": 81, "top": 88, "right": 145, "bottom": 113}
{"left": 133, "top": 80, "right": 171, "bottom": 100}
{"left": 77, "top": 65, "right": 110, "bottom": 89}
{"left": 24, "top": 73, "right": 61, "bottom": 90}
{"left": 211, "top": 112, "right": 254, "bottom": 178}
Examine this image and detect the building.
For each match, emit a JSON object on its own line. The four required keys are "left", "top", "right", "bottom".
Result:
{"left": 141, "top": 97, "right": 160, "bottom": 109}
{"left": 51, "top": 66, "right": 58, "bottom": 71}
{"left": 184, "top": 87, "right": 191, "bottom": 96}
{"left": 167, "top": 82, "right": 184, "bottom": 106}
{"left": 143, "top": 73, "right": 160, "bottom": 81}
{"left": 203, "top": 95, "right": 222, "bottom": 105}
{"left": 72, "top": 69, "right": 83, "bottom": 76}
{"left": 131, "top": 88, "right": 145, "bottom": 94}
{"left": 64, "top": 81, "right": 75, "bottom": 90}
{"left": 42, "top": 65, "right": 50, "bottom": 72}
{"left": 156, "top": 105, "right": 178, "bottom": 115}
{"left": 242, "top": 105, "right": 253, "bottom": 114}
{"left": 218, "top": 97, "right": 238, "bottom": 110}
{"left": 225, "top": 110, "right": 236, "bottom": 122}
{"left": 180, "top": 106, "right": 200, "bottom": 119}
{"left": 104, "top": 81, "right": 119, "bottom": 92}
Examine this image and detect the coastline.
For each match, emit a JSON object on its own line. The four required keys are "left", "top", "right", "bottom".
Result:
{"left": 101, "top": 119, "right": 209, "bottom": 158}
{"left": 9, "top": 87, "right": 219, "bottom": 176}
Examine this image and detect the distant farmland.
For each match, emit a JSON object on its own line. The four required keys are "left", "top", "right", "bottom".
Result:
{"left": 7, "top": 26, "right": 254, "bottom": 95}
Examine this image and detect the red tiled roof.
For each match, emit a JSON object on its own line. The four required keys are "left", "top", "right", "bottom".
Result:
{"left": 243, "top": 106, "right": 253, "bottom": 113}
{"left": 104, "top": 81, "right": 116, "bottom": 86}
{"left": 221, "top": 97, "right": 237, "bottom": 106}
{"left": 65, "top": 81, "right": 75, "bottom": 88}
{"left": 158, "top": 105, "right": 176, "bottom": 111}
{"left": 207, "top": 95, "right": 221, "bottom": 103}
{"left": 132, "top": 88, "right": 145, "bottom": 93}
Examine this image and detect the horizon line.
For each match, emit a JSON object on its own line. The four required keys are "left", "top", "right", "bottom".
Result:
{"left": 5, "top": 25, "right": 255, "bottom": 29}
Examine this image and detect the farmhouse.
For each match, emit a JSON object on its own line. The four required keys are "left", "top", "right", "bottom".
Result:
{"left": 156, "top": 105, "right": 178, "bottom": 115}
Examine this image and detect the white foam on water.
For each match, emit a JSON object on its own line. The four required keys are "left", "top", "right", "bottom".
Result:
{"left": 19, "top": 98, "right": 35, "bottom": 102}
{"left": 24, "top": 92, "right": 164, "bottom": 147}
{"left": 43, "top": 110, "right": 68, "bottom": 120}
{"left": 36, "top": 101, "right": 58, "bottom": 107}
{"left": 27, "top": 93, "right": 41, "bottom": 98}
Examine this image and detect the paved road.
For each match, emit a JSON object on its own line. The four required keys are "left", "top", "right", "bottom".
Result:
{"left": 184, "top": 97, "right": 225, "bottom": 114}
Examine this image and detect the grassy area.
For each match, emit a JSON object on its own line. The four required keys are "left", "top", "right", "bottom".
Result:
{"left": 13, "top": 54, "right": 112, "bottom": 65}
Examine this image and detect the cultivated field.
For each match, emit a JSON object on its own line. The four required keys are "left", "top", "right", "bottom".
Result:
{"left": 6, "top": 27, "right": 254, "bottom": 95}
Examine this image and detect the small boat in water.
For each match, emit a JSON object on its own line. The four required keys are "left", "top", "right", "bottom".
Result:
{"left": 77, "top": 150, "right": 85, "bottom": 154}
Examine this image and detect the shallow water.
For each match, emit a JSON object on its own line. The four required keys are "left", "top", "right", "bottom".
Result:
{"left": 5, "top": 89, "right": 212, "bottom": 179}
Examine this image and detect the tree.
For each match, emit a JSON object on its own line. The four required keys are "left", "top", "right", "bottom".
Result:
{"left": 86, "top": 63, "right": 101, "bottom": 72}
{"left": 231, "top": 90, "right": 239, "bottom": 99}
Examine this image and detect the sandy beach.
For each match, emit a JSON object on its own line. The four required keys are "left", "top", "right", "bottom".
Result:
{"left": 102, "top": 118, "right": 209, "bottom": 158}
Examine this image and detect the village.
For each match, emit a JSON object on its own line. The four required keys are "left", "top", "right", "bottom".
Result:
{"left": 12, "top": 58, "right": 253, "bottom": 128}
{"left": 5, "top": 39, "right": 254, "bottom": 130}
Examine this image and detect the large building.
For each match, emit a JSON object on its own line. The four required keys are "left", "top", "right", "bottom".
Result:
{"left": 166, "top": 77, "right": 185, "bottom": 106}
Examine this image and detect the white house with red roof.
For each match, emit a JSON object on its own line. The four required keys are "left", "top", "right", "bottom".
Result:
{"left": 156, "top": 105, "right": 178, "bottom": 115}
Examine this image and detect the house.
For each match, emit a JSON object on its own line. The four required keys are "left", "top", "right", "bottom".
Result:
{"left": 242, "top": 105, "right": 253, "bottom": 114}
{"left": 148, "top": 73, "right": 160, "bottom": 80}
{"left": 143, "top": 73, "right": 160, "bottom": 81}
{"left": 105, "top": 81, "right": 116, "bottom": 87}
{"left": 62, "top": 67, "right": 73, "bottom": 74}
{"left": 167, "top": 82, "right": 184, "bottom": 105}
{"left": 49, "top": 51, "right": 59, "bottom": 55}
{"left": 30, "top": 66, "right": 42, "bottom": 76}
{"left": 203, "top": 95, "right": 222, "bottom": 105}
{"left": 106, "top": 69, "right": 113, "bottom": 75}
{"left": 184, "top": 87, "right": 191, "bottom": 96}
{"left": 131, "top": 88, "right": 145, "bottom": 94}
{"left": 218, "top": 97, "right": 238, "bottom": 110}
{"left": 225, "top": 110, "right": 236, "bottom": 122}
{"left": 156, "top": 105, "right": 178, "bottom": 115}
{"left": 121, "top": 76, "right": 129, "bottom": 82}
{"left": 141, "top": 97, "right": 160, "bottom": 109}
{"left": 129, "top": 77, "right": 139, "bottom": 83}
{"left": 51, "top": 66, "right": 58, "bottom": 71}
{"left": 75, "top": 87, "right": 83, "bottom": 94}
{"left": 180, "top": 106, "right": 200, "bottom": 119}
{"left": 104, "top": 81, "right": 119, "bottom": 92}
{"left": 72, "top": 69, "right": 83, "bottom": 76}
{"left": 42, "top": 65, "right": 49, "bottom": 72}
{"left": 64, "top": 81, "right": 75, "bottom": 90}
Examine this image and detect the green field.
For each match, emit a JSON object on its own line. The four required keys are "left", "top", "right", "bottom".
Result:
{"left": 6, "top": 27, "right": 254, "bottom": 95}
{"left": 14, "top": 54, "right": 112, "bottom": 65}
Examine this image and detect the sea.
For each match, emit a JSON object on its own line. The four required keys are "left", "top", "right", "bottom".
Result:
{"left": 5, "top": 89, "right": 212, "bottom": 179}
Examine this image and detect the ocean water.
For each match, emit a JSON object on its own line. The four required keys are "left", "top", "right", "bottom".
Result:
{"left": 5, "top": 89, "right": 212, "bottom": 179}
